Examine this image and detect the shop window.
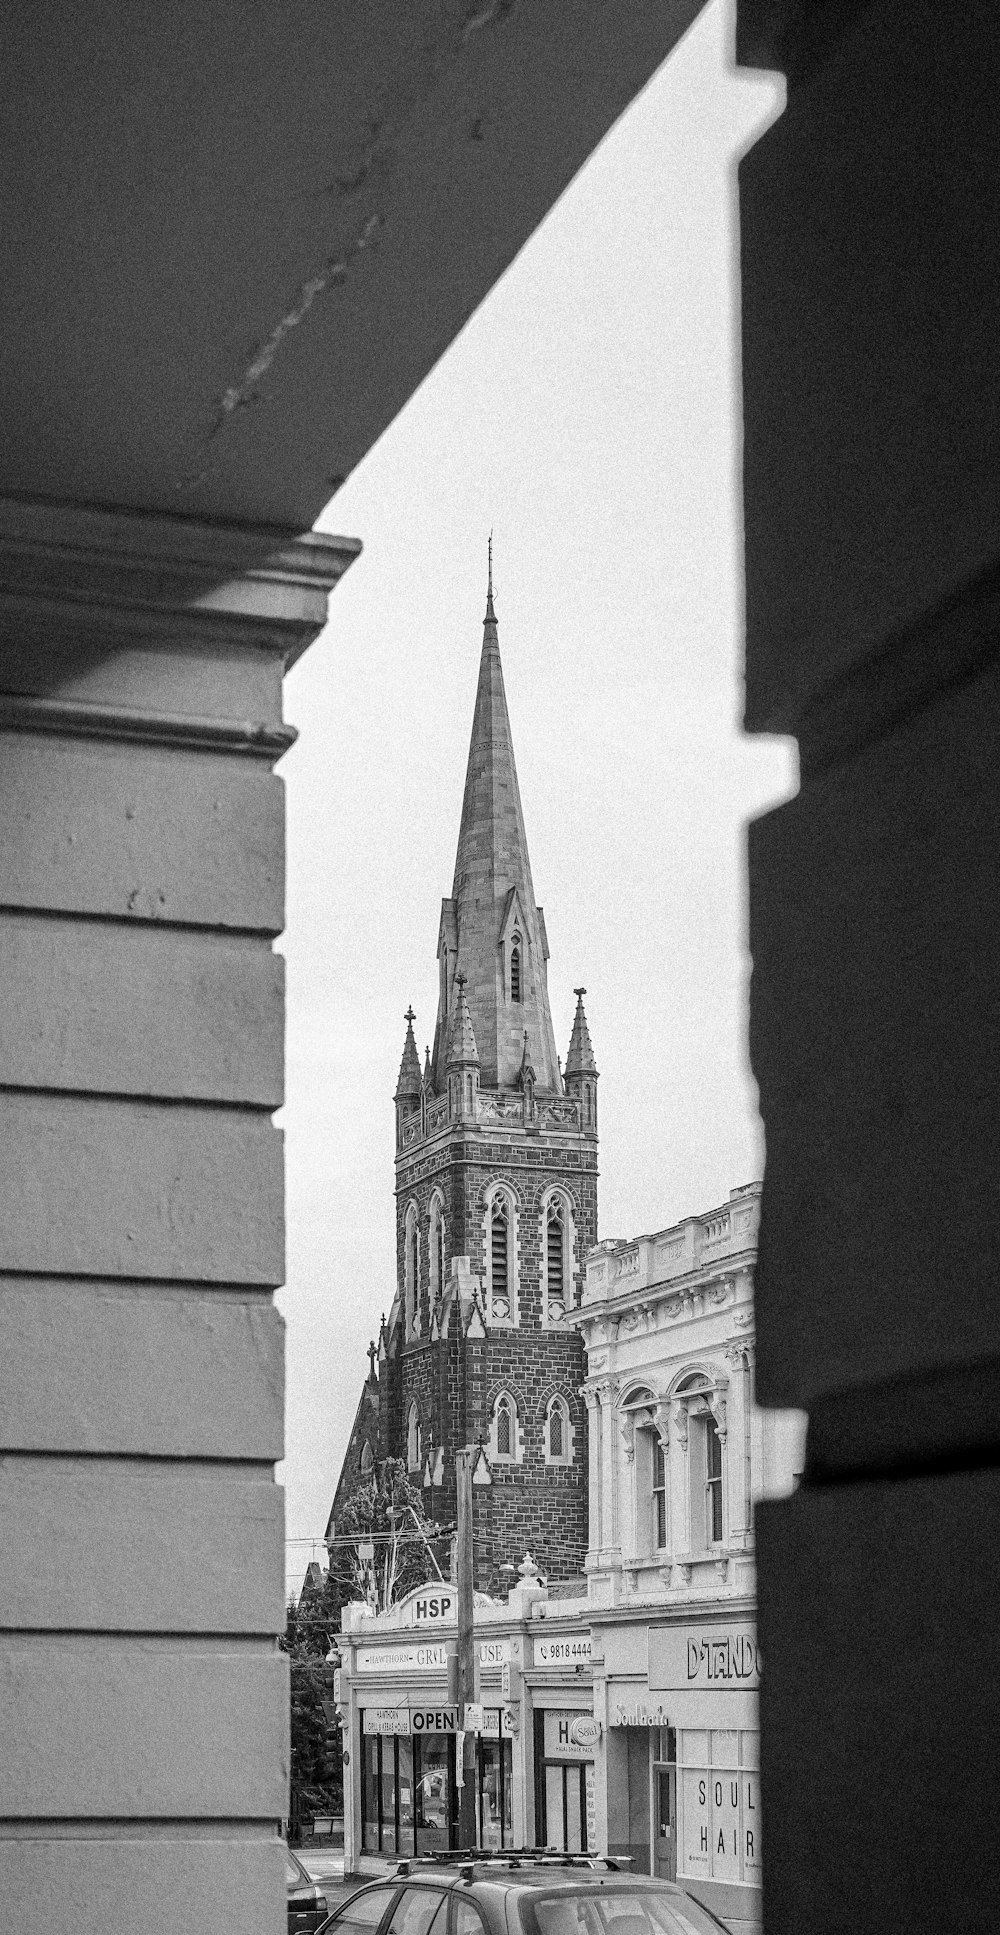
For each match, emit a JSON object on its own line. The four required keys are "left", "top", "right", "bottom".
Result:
{"left": 407, "top": 1401, "right": 421, "bottom": 1473}
{"left": 677, "top": 1728, "right": 760, "bottom": 1888}
{"left": 535, "top": 1710, "right": 594, "bottom": 1852}
{"left": 477, "top": 1735, "right": 513, "bottom": 1850}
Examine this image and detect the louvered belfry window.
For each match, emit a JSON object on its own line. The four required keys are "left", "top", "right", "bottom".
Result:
{"left": 510, "top": 941, "right": 521, "bottom": 1002}
{"left": 436, "top": 1205, "right": 444, "bottom": 1302}
{"left": 492, "top": 1198, "right": 508, "bottom": 1294}
{"left": 547, "top": 1199, "right": 565, "bottom": 1308}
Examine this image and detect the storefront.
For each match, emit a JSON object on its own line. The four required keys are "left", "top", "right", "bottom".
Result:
{"left": 595, "top": 1609, "right": 761, "bottom": 1935}
{"left": 338, "top": 1582, "right": 595, "bottom": 1875}
{"left": 339, "top": 1582, "right": 536, "bottom": 1873}
{"left": 533, "top": 1709, "right": 599, "bottom": 1852}
{"left": 527, "top": 1623, "right": 598, "bottom": 1853}
{"left": 360, "top": 1706, "right": 513, "bottom": 1855}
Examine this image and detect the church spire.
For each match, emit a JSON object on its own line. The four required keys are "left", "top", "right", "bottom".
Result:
{"left": 564, "top": 988, "right": 597, "bottom": 1078}
{"left": 446, "top": 972, "right": 480, "bottom": 1068}
{"left": 394, "top": 1006, "right": 422, "bottom": 1100}
{"left": 432, "top": 560, "right": 561, "bottom": 1093}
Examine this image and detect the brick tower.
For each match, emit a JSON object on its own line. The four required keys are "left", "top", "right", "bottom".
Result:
{"left": 378, "top": 555, "right": 600, "bottom": 1590}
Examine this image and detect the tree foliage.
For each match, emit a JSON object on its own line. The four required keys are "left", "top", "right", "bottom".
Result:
{"left": 283, "top": 1570, "right": 343, "bottom": 1833}
{"left": 282, "top": 1460, "right": 445, "bottom": 1835}
{"left": 327, "top": 1456, "right": 442, "bottom": 1615}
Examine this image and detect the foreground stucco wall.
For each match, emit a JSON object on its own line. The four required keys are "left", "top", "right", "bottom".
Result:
{"left": 0, "top": 502, "right": 357, "bottom": 1931}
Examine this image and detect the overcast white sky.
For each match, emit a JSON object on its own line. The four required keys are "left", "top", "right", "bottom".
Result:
{"left": 277, "top": 0, "right": 790, "bottom": 1591}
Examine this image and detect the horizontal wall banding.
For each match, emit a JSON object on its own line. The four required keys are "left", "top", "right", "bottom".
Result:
{"left": 0, "top": 1282, "right": 283, "bottom": 1458}
{"left": 0, "top": 915, "right": 283, "bottom": 1106}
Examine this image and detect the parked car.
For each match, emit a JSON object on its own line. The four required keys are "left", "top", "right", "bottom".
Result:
{"left": 316, "top": 1854, "right": 729, "bottom": 1935}
{"left": 288, "top": 1844, "right": 329, "bottom": 1935}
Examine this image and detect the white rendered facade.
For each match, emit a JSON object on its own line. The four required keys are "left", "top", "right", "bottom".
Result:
{"left": 577, "top": 1181, "right": 804, "bottom": 1604}
{"left": 574, "top": 1182, "right": 806, "bottom": 1935}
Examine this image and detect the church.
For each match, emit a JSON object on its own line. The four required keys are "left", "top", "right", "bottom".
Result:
{"left": 327, "top": 560, "right": 599, "bottom": 1590}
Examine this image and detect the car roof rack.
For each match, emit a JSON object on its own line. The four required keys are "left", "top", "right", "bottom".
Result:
{"left": 393, "top": 1852, "right": 635, "bottom": 1877}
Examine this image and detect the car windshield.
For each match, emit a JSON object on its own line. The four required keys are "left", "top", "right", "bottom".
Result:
{"left": 523, "top": 1890, "right": 727, "bottom": 1935}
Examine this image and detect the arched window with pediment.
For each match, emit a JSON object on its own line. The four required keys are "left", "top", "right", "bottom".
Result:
{"left": 618, "top": 1384, "right": 667, "bottom": 1560}
{"left": 670, "top": 1369, "right": 728, "bottom": 1554}
{"left": 484, "top": 1184, "right": 518, "bottom": 1325}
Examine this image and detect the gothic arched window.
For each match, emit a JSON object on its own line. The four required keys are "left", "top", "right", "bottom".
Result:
{"left": 429, "top": 1194, "right": 445, "bottom": 1309}
{"left": 545, "top": 1394, "right": 572, "bottom": 1466}
{"left": 510, "top": 939, "right": 521, "bottom": 1003}
{"left": 360, "top": 1439, "right": 374, "bottom": 1478}
{"left": 488, "top": 1189, "right": 515, "bottom": 1323}
{"left": 407, "top": 1401, "right": 421, "bottom": 1473}
{"left": 546, "top": 1198, "right": 566, "bottom": 1316}
{"left": 404, "top": 1202, "right": 420, "bottom": 1338}
{"left": 490, "top": 1391, "right": 519, "bottom": 1463}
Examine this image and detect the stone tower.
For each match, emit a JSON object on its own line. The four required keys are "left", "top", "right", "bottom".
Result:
{"left": 381, "top": 557, "right": 599, "bottom": 1590}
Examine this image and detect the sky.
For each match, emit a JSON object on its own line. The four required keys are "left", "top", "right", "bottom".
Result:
{"left": 277, "top": 0, "right": 790, "bottom": 1592}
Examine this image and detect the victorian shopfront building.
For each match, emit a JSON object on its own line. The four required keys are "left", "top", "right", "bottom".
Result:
{"left": 576, "top": 1182, "right": 804, "bottom": 1935}
{"left": 337, "top": 1565, "right": 597, "bottom": 1870}
{"left": 335, "top": 1182, "right": 803, "bottom": 1935}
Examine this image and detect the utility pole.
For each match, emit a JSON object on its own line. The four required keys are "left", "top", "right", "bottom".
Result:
{"left": 455, "top": 1444, "right": 478, "bottom": 1849}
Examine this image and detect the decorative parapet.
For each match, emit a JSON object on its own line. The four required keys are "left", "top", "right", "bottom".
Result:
{"left": 582, "top": 1183, "right": 761, "bottom": 1305}
{"left": 398, "top": 1087, "right": 585, "bottom": 1150}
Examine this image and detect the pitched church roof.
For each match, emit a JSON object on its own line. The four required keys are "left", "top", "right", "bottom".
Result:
{"left": 432, "top": 552, "right": 562, "bottom": 1093}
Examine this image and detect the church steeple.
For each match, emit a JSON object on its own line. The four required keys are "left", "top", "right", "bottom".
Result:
{"left": 432, "top": 554, "right": 562, "bottom": 1093}
{"left": 395, "top": 1006, "right": 422, "bottom": 1100}
{"left": 563, "top": 987, "right": 598, "bottom": 1130}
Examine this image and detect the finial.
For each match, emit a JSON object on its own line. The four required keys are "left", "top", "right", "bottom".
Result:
{"left": 485, "top": 534, "right": 496, "bottom": 623}
{"left": 574, "top": 987, "right": 586, "bottom": 1000}
{"left": 404, "top": 1005, "right": 416, "bottom": 1025}
{"left": 456, "top": 970, "right": 466, "bottom": 990}
{"left": 488, "top": 531, "right": 493, "bottom": 597}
